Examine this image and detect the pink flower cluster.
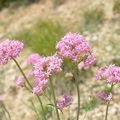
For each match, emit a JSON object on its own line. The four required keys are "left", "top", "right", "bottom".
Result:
{"left": 56, "top": 33, "right": 96, "bottom": 65}
{"left": 56, "top": 93, "right": 73, "bottom": 111}
{"left": 0, "top": 39, "right": 24, "bottom": 64}
{"left": 27, "top": 53, "right": 42, "bottom": 65}
{"left": 78, "top": 52, "right": 96, "bottom": 70}
{"left": 16, "top": 76, "right": 25, "bottom": 87}
{"left": 27, "top": 54, "right": 63, "bottom": 95}
{"left": 96, "top": 64, "right": 120, "bottom": 83}
{"left": 97, "top": 91, "right": 113, "bottom": 101}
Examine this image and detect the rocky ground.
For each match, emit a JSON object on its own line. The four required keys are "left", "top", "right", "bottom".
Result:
{"left": 0, "top": 0, "right": 120, "bottom": 120}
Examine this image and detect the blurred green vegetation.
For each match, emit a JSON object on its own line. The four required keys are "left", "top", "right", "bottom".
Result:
{"left": 13, "top": 20, "right": 67, "bottom": 56}
{"left": 82, "top": 96, "right": 97, "bottom": 112}
{"left": 0, "top": 0, "right": 38, "bottom": 10}
{"left": 114, "top": 0, "right": 120, "bottom": 14}
{"left": 80, "top": 7, "right": 104, "bottom": 32}
{"left": 52, "top": 0, "right": 65, "bottom": 8}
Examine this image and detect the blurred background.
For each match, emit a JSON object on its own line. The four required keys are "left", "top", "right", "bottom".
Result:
{"left": 0, "top": 0, "right": 120, "bottom": 120}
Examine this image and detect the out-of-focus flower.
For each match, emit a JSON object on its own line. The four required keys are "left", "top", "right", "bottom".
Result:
{"left": 0, "top": 95, "right": 5, "bottom": 103}
{"left": 56, "top": 93, "right": 73, "bottom": 111}
{"left": 96, "top": 64, "right": 120, "bottom": 83}
{"left": 28, "top": 70, "right": 34, "bottom": 77}
{"left": 97, "top": 91, "right": 113, "bottom": 101}
{"left": 32, "top": 86, "right": 44, "bottom": 95}
{"left": 27, "top": 53, "right": 42, "bottom": 65}
{"left": 56, "top": 33, "right": 93, "bottom": 62}
{"left": 16, "top": 76, "right": 25, "bottom": 87}
{"left": 0, "top": 39, "right": 24, "bottom": 65}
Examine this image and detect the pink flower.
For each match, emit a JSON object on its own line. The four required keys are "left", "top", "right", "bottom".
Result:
{"left": 34, "top": 55, "right": 62, "bottom": 78}
{"left": 27, "top": 53, "right": 42, "bottom": 65}
{"left": 0, "top": 39, "right": 24, "bottom": 64}
{"left": 32, "top": 55, "right": 62, "bottom": 95}
{"left": 78, "top": 52, "right": 96, "bottom": 70}
{"left": 83, "top": 52, "right": 96, "bottom": 66}
{"left": 96, "top": 64, "right": 120, "bottom": 83}
{"left": 56, "top": 93, "right": 73, "bottom": 111}
{"left": 56, "top": 33, "right": 92, "bottom": 62}
{"left": 32, "top": 86, "right": 44, "bottom": 95}
{"left": 78, "top": 61, "right": 85, "bottom": 70}
{"left": 97, "top": 91, "right": 113, "bottom": 101}
{"left": 28, "top": 70, "right": 34, "bottom": 77}
{"left": 0, "top": 95, "right": 5, "bottom": 102}
{"left": 16, "top": 76, "right": 25, "bottom": 87}
{"left": 32, "top": 79, "right": 48, "bottom": 95}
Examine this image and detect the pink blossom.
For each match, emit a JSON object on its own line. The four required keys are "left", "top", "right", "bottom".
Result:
{"left": 28, "top": 70, "right": 34, "bottom": 77}
{"left": 0, "top": 95, "right": 5, "bottom": 102}
{"left": 83, "top": 52, "right": 96, "bottom": 66}
{"left": 0, "top": 39, "right": 24, "bottom": 64}
{"left": 78, "top": 52, "right": 96, "bottom": 70}
{"left": 27, "top": 53, "right": 42, "bottom": 65}
{"left": 33, "top": 55, "right": 62, "bottom": 78}
{"left": 56, "top": 93, "right": 73, "bottom": 111}
{"left": 97, "top": 91, "right": 113, "bottom": 101}
{"left": 78, "top": 61, "right": 85, "bottom": 70}
{"left": 32, "top": 79, "right": 48, "bottom": 95}
{"left": 96, "top": 64, "right": 120, "bottom": 83}
{"left": 16, "top": 76, "right": 25, "bottom": 87}
{"left": 32, "top": 55, "right": 62, "bottom": 95}
{"left": 32, "top": 86, "right": 44, "bottom": 95}
{"left": 56, "top": 33, "right": 92, "bottom": 62}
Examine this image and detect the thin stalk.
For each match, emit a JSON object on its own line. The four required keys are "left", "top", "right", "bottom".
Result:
{"left": 12, "top": 58, "right": 32, "bottom": 89}
{"left": 75, "top": 78, "right": 80, "bottom": 120}
{"left": 31, "top": 100, "right": 40, "bottom": 120}
{"left": 73, "top": 68, "right": 80, "bottom": 120}
{"left": 12, "top": 58, "right": 47, "bottom": 120}
{"left": 105, "top": 83, "right": 114, "bottom": 120}
{"left": 49, "top": 78, "right": 60, "bottom": 120}
{"left": 2, "top": 104, "right": 11, "bottom": 120}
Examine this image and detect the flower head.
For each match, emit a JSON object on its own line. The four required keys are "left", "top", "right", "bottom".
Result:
{"left": 32, "top": 86, "right": 44, "bottom": 95}
{"left": 0, "top": 39, "right": 24, "bottom": 64}
{"left": 27, "top": 53, "right": 42, "bottom": 65}
{"left": 97, "top": 91, "right": 113, "bottom": 101}
{"left": 96, "top": 64, "right": 120, "bottom": 83}
{"left": 56, "top": 93, "right": 73, "bottom": 111}
{"left": 16, "top": 76, "right": 25, "bottom": 87}
{"left": 56, "top": 33, "right": 92, "bottom": 62}
{"left": 32, "top": 55, "right": 62, "bottom": 95}
{"left": 34, "top": 55, "right": 63, "bottom": 78}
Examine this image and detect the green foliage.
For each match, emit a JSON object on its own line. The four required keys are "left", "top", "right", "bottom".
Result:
{"left": 13, "top": 20, "right": 66, "bottom": 56}
{"left": 80, "top": 7, "right": 104, "bottom": 32}
{"left": 82, "top": 96, "right": 97, "bottom": 111}
{"left": 0, "top": 106, "right": 5, "bottom": 120}
{"left": 37, "top": 104, "right": 53, "bottom": 119}
{"left": 0, "top": 0, "right": 38, "bottom": 10}
{"left": 114, "top": 0, "right": 120, "bottom": 14}
{"left": 52, "top": 0, "right": 65, "bottom": 7}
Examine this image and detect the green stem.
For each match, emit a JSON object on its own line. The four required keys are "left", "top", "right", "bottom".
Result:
{"left": 105, "top": 83, "right": 114, "bottom": 120}
{"left": 75, "top": 78, "right": 80, "bottom": 120}
{"left": 12, "top": 58, "right": 32, "bottom": 89}
{"left": 31, "top": 100, "right": 40, "bottom": 120}
{"left": 49, "top": 78, "right": 60, "bottom": 120}
{"left": 2, "top": 103, "right": 11, "bottom": 120}
{"left": 12, "top": 58, "right": 47, "bottom": 120}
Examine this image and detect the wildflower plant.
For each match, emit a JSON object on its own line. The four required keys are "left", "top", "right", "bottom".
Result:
{"left": 96, "top": 64, "right": 120, "bottom": 120}
{"left": 0, "top": 32, "right": 96, "bottom": 120}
